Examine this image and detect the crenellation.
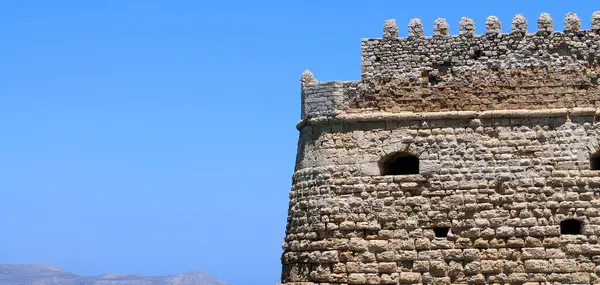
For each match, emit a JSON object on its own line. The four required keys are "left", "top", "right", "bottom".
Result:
{"left": 593, "top": 11, "right": 600, "bottom": 31}
{"left": 283, "top": 9, "right": 600, "bottom": 285}
{"left": 300, "top": 70, "right": 318, "bottom": 86}
{"left": 564, "top": 12, "right": 581, "bottom": 32}
{"left": 485, "top": 16, "right": 501, "bottom": 34}
{"left": 433, "top": 18, "right": 449, "bottom": 37}
{"left": 537, "top": 13, "right": 553, "bottom": 33}
{"left": 357, "top": 11, "right": 600, "bottom": 84}
{"left": 378, "top": 11, "right": 600, "bottom": 39}
{"left": 383, "top": 19, "right": 398, "bottom": 39}
{"left": 458, "top": 17, "right": 475, "bottom": 37}
{"left": 512, "top": 14, "right": 528, "bottom": 33}
{"left": 407, "top": 18, "right": 424, "bottom": 38}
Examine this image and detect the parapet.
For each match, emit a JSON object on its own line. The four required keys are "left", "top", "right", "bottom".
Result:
{"left": 363, "top": 12, "right": 600, "bottom": 77}
{"left": 300, "top": 76, "right": 357, "bottom": 119}
{"left": 300, "top": 12, "right": 600, "bottom": 122}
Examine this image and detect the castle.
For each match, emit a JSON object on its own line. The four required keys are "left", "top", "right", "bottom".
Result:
{"left": 278, "top": 11, "right": 600, "bottom": 285}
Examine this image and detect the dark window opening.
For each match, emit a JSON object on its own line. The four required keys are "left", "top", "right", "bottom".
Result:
{"left": 434, "top": 227, "right": 450, "bottom": 238}
{"left": 591, "top": 153, "right": 600, "bottom": 170}
{"left": 560, "top": 219, "right": 583, "bottom": 235}
{"left": 380, "top": 153, "right": 419, "bottom": 175}
{"left": 400, "top": 261, "right": 413, "bottom": 270}
{"left": 473, "top": 50, "right": 483, "bottom": 60}
{"left": 428, "top": 74, "right": 440, "bottom": 86}
{"left": 375, "top": 56, "right": 381, "bottom": 62}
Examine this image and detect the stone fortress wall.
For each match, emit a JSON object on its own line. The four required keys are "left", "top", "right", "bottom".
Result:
{"left": 282, "top": 11, "right": 600, "bottom": 285}
{"left": 302, "top": 12, "right": 600, "bottom": 118}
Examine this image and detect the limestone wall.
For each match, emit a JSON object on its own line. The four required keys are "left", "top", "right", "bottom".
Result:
{"left": 300, "top": 12, "right": 600, "bottom": 118}
{"left": 283, "top": 10, "right": 600, "bottom": 285}
{"left": 361, "top": 13, "right": 600, "bottom": 77}
{"left": 282, "top": 110, "right": 600, "bottom": 284}
{"left": 300, "top": 79, "right": 357, "bottom": 119}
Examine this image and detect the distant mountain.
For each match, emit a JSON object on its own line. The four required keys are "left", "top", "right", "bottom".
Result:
{"left": 0, "top": 264, "right": 227, "bottom": 285}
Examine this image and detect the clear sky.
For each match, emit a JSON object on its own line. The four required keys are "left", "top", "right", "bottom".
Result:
{"left": 0, "top": 1, "right": 598, "bottom": 285}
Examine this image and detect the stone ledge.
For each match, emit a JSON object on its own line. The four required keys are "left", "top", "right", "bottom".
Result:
{"left": 297, "top": 107, "right": 597, "bottom": 129}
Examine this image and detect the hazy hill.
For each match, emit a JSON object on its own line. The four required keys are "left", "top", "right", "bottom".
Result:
{"left": 0, "top": 264, "right": 227, "bottom": 285}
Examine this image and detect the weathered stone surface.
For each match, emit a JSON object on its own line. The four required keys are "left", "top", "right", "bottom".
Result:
{"left": 408, "top": 18, "right": 423, "bottom": 38}
{"left": 485, "top": 16, "right": 501, "bottom": 34}
{"left": 300, "top": 70, "right": 317, "bottom": 86}
{"left": 564, "top": 12, "right": 581, "bottom": 32}
{"left": 512, "top": 14, "right": 527, "bottom": 33}
{"left": 459, "top": 17, "right": 475, "bottom": 36}
{"left": 538, "top": 13, "right": 553, "bottom": 33}
{"left": 433, "top": 18, "right": 449, "bottom": 36}
{"left": 383, "top": 19, "right": 398, "bottom": 39}
{"left": 303, "top": 12, "right": 600, "bottom": 117}
{"left": 593, "top": 11, "right": 600, "bottom": 30}
{"left": 282, "top": 10, "right": 600, "bottom": 285}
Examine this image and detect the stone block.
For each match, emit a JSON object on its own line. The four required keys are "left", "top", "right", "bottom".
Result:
{"left": 368, "top": 240, "right": 388, "bottom": 251}
{"left": 522, "top": 247, "right": 546, "bottom": 259}
{"left": 399, "top": 272, "right": 421, "bottom": 283}
{"left": 378, "top": 262, "right": 397, "bottom": 273}
{"left": 551, "top": 259, "right": 578, "bottom": 273}
{"left": 524, "top": 260, "right": 550, "bottom": 273}
{"left": 380, "top": 273, "right": 399, "bottom": 285}
{"left": 348, "top": 273, "right": 366, "bottom": 284}
{"left": 348, "top": 238, "right": 368, "bottom": 252}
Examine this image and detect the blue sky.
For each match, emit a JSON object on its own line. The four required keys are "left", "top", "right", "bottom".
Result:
{"left": 0, "top": 1, "right": 597, "bottom": 285}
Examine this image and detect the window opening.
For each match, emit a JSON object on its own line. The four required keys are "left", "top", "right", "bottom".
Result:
{"left": 591, "top": 152, "right": 600, "bottom": 170}
{"left": 380, "top": 152, "right": 419, "bottom": 175}
{"left": 560, "top": 219, "right": 583, "bottom": 235}
{"left": 434, "top": 227, "right": 450, "bottom": 238}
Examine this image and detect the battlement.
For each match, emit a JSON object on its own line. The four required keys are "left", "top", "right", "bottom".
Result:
{"left": 300, "top": 11, "right": 600, "bottom": 121}
{"left": 362, "top": 12, "right": 600, "bottom": 77}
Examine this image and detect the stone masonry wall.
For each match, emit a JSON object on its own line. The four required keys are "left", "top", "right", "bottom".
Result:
{"left": 300, "top": 12, "right": 600, "bottom": 118}
{"left": 282, "top": 10, "right": 600, "bottom": 285}
{"left": 282, "top": 111, "right": 600, "bottom": 285}
{"left": 360, "top": 20, "right": 600, "bottom": 77}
